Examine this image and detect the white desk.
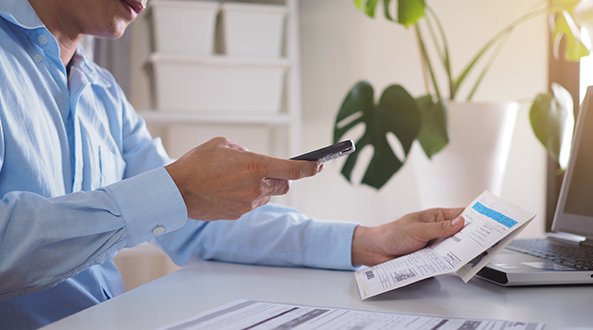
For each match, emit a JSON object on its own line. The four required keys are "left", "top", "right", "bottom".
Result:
{"left": 42, "top": 260, "right": 593, "bottom": 330}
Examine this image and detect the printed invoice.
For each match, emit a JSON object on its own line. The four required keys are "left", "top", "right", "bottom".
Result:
{"left": 355, "top": 191, "right": 536, "bottom": 299}
{"left": 158, "top": 299, "right": 544, "bottom": 330}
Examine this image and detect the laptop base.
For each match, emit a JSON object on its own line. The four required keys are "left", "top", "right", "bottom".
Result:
{"left": 477, "top": 249, "right": 593, "bottom": 286}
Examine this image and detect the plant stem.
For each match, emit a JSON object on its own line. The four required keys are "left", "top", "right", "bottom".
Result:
{"left": 415, "top": 24, "right": 441, "bottom": 98}
{"left": 466, "top": 33, "right": 512, "bottom": 101}
{"left": 454, "top": 0, "right": 575, "bottom": 98}
{"left": 415, "top": 27, "right": 432, "bottom": 96}
{"left": 425, "top": 6, "right": 455, "bottom": 99}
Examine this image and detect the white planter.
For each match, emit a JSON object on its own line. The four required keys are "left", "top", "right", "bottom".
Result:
{"left": 150, "top": 0, "right": 220, "bottom": 55}
{"left": 221, "top": 2, "right": 287, "bottom": 58}
{"left": 412, "top": 101, "right": 518, "bottom": 209}
{"left": 150, "top": 54, "right": 288, "bottom": 112}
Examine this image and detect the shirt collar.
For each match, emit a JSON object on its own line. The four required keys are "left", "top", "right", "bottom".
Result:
{"left": 71, "top": 44, "right": 112, "bottom": 89}
{"left": 0, "top": 0, "right": 111, "bottom": 88}
{"left": 0, "top": 0, "right": 44, "bottom": 30}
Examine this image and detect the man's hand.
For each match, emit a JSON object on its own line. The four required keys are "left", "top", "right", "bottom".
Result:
{"left": 165, "top": 137, "right": 323, "bottom": 221}
{"left": 351, "top": 208, "right": 465, "bottom": 266}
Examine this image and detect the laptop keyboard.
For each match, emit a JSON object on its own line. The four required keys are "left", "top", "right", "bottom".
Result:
{"left": 507, "top": 238, "right": 593, "bottom": 270}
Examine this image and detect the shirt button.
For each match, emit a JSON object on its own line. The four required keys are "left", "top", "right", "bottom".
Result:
{"left": 38, "top": 34, "right": 48, "bottom": 45}
{"left": 33, "top": 54, "right": 42, "bottom": 63}
{"left": 152, "top": 226, "right": 165, "bottom": 235}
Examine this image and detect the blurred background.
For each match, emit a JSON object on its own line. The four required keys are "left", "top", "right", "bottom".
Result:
{"left": 90, "top": 0, "right": 591, "bottom": 290}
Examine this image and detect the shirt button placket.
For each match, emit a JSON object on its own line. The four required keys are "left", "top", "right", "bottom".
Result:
{"left": 38, "top": 34, "right": 48, "bottom": 45}
{"left": 33, "top": 34, "right": 49, "bottom": 63}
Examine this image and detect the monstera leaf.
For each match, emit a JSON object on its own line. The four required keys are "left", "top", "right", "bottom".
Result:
{"left": 334, "top": 81, "right": 450, "bottom": 189}
{"left": 530, "top": 83, "right": 575, "bottom": 171}
{"left": 355, "top": 0, "right": 426, "bottom": 27}
{"left": 333, "top": 82, "right": 450, "bottom": 189}
{"left": 550, "top": 0, "right": 592, "bottom": 61}
{"left": 415, "top": 95, "right": 449, "bottom": 158}
{"left": 333, "top": 82, "right": 419, "bottom": 189}
{"left": 338, "top": 0, "right": 585, "bottom": 189}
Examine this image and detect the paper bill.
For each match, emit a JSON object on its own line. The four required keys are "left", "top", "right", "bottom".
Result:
{"left": 355, "top": 191, "right": 536, "bottom": 299}
{"left": 158, "top": 299, "right": 544, "bottom": 330}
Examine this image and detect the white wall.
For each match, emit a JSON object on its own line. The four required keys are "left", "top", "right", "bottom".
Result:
{"left": 116, "top": 0, "right": 547, "bottom": 289}
{"left": 294, "top": 0, "right": 548, "bottom": 237}
{"left": 118, "top": 0, "right": 552, "bottom": 290}
{"left": 127, "top": 0, "right": 550, "bottom": 237}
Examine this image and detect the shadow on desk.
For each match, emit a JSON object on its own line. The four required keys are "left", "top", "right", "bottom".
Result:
{"left": 42, "top": 261, "right": 593, "bottom": 330}
{"left": 113, "top": 243, "right": 181, "bottom": 291}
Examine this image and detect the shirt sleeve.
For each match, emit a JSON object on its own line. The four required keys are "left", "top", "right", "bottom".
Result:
{"left": 111, "top": 86, "right": 360, "bottom": 272}
{"left": 0, "top": 78, "right": 189, "bottom": 301}
{"left": 0, "top": 167, "right": 188, "bottom": 302}
{"left": 151, "top": 203, "right": 359, "bottom": 271}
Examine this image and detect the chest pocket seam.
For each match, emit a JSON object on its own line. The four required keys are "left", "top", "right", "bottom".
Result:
{"left": 98, "top": 145, "right": 126, "bottom": 188}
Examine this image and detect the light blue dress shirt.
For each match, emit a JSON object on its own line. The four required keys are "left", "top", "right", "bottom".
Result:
{"left": 0, "top": 1, "right": 358, "bottom": 328}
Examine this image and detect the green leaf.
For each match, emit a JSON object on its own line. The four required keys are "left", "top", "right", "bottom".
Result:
{"left": 355, "top": 0, "right": 426, "bottom": 27}
{"left": 383, "top": 0, "right": 394, "bottom": 21}
{"left": 398, "top": 0, "right": 426, "bottom": 27}
{"left": 529, "top": 83, "right": 575, "bottom": 170}
{"left": 365, "top": 0, "right": 381, "bottom": 18}
{"left": 415, "top": 95, "right": 449, "bottom": 158}
{"left": 551, "top": 10, "right": 591, "bottom": 61}
{"left": 333, "top": 82, "right": 421, "bottom": 189}
{"left": 573, "top": 0, "right": 593, "bottom": 28}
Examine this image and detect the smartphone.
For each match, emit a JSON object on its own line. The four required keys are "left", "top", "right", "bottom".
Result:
{"left": 289, "top": 140, "right": 356, "bottom": 162}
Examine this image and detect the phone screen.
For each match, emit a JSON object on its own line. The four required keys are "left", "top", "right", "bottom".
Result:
{"left": 289, "top": 140, "right": 355, "bottom": 162}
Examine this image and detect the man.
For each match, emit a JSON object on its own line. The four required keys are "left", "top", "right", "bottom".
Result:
{"left": 0, "top": 0, "right": 465, "bottom": 328}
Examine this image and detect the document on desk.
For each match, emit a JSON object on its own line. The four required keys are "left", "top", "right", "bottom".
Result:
{"left": 355, "top": 191, "right": 536, "bottom": 299}
{"left": 158, "top": 299, "right": 544, "bottom": 330}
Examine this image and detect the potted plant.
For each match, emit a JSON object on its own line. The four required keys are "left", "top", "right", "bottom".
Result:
{"left": 333, "top": 0, "right": 593, "bottom": 193}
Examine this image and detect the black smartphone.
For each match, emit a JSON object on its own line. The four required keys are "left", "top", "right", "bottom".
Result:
{"left": 289, "top": 140, "right": 356, "bottom": 162}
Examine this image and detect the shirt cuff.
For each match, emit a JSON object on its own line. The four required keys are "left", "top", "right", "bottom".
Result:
{"left": 304, "top": 220, "right": 359, "bottom": 271}
{"left": 104, "top": 167, "right": 188, "bottom": 247}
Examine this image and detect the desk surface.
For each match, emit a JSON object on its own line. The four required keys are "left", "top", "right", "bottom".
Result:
{"left": 43, "top": 260, "right": 593, "bottom": 330}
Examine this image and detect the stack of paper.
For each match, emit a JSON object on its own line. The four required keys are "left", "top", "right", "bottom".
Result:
{"left": 355, "top": 191, "right": 536, "bottom": 299}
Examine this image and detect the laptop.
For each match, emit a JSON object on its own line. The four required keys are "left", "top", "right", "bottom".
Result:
{"left": 476, "top": 86, "right": 593, "bottom": 286}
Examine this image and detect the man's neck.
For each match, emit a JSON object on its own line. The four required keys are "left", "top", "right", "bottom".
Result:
{"left": 28, "top": 0, "right": 82, "bottom": 67}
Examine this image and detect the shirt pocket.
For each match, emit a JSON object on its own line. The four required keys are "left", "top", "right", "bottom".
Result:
{"left": 98, "top": 144, "right": 126, "bottom": 187}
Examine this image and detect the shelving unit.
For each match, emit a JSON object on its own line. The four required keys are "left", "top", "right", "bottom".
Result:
{"left": 139, "top": 0, "right": 303, "bottom": 163}
{"left": 116, "top": 0, "right": 304, "bottom": 291}
{"left": 137, "top": 111, "right": 293, "bottom": 125}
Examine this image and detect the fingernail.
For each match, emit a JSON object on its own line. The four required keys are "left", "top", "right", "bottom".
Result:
{"left": 317, "top": 163, "right": 324, "bottom": 173}
{"left": 451, "top": 217, "right": 463, "bottom": 227}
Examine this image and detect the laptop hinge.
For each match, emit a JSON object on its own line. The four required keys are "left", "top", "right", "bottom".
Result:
{"left": 547, "top": 232, "right": 586, "bottom": 246}
{"left": 579, "top": 238, "right": 593, "bottom": 248}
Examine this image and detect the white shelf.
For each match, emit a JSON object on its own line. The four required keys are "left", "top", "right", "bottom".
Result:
{"left": 142, "top": 0, "right": 302, "bottom": 206}
{"left": 150, "top": 53, "right": 290, "bottom": 66}
{"left": 138, "top": 110, "right": 293, "bottom": 125}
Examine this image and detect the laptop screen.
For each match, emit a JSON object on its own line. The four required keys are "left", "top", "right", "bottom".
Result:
{"left": 553, "top": 85, "right": 593, "bottom": 239}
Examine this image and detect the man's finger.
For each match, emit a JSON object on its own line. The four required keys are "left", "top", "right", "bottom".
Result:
{"left": 422, "top": 207, "right": 465, "bottom": 224}
{"left": 263, "top": 158, "right": 323, "bottom": 181}
{"left": 442, "top": 207, "right": 465, "bottom": 219}
{"left": 421, "top": 216, "right": 465, "bottom": 240}
{"left": 262, "top": 178, "right": 291, "bottom": 196}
